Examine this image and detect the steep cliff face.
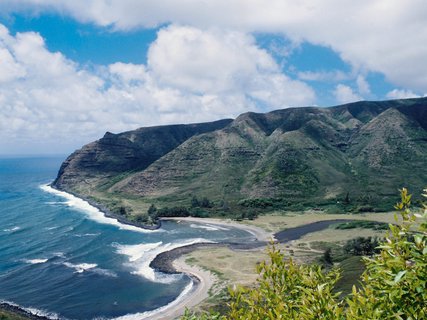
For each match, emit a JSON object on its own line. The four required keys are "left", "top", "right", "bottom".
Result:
{"left": 54, "top": 97, "right": 427, "bottom": 216}
{"left": 53, "top": 119, "right": 233, "bottom": 192}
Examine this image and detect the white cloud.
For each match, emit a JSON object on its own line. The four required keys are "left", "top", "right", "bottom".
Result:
{"left": 356, "top": 75, "right": 370, "bottom": 96}
{"left": 386, "top": 89, "right": 421, "bottom": 100}
{"left": 147, "top": 25, "right": 314, "bottom": 107}
{"left": 0, "top": 24, "right": 314, "bottom": 154}
{"left": 297, "top": 70, "right": 349, "bottom": 82}
{"left": 2, "top": 0, "right": 426, "bottom": 93}
{"left": 333, "top": 84, "right": 361, "bottom": 104}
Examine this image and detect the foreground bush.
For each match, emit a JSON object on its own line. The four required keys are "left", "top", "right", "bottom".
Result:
{"left": 182, "top": 188, "right": 427, "bottom": 320}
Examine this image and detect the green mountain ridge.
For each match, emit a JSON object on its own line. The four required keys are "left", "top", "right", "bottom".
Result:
{"left": 53, "top": 98, "right": 427, "bottom": 218}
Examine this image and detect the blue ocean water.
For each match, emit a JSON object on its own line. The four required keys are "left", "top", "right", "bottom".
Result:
{"left": 0, "top": 157, "right": 254, "bottom": 319}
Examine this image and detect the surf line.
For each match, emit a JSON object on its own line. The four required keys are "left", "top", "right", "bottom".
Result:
{"left": 40, "top": 183, "right": 216, "bottom": 319}
{"left": 40, "top": 184, "right": 158, "bottom": 233}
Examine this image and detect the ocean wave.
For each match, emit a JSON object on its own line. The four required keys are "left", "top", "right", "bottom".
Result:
{"left": 2, "top": 226, "right": 21, "bottom": 232}
{"left": 45, "top": 201, "right": 66, "bottom": 205}
{"left": 112, "top": 280, "right": 194, "bottom": 320}
{"left": 115, "top": 238, "right": 214, "bottom": 282}
{"left": 73, "top": 232, "right": 101, "bottom": 237}
{"left": 189, "top": 223, "right": 230, "bottom": 231}
{"left": 53, "top": 252, "right": 65, "bottom": 258}
{"left": 24, "top": 307, "right": 60, "bottom": 319}
{"left": 44, "top": 226, "right": 59, "bottom": 230}
{"left": 22, "top": 258, "right": 49, "bottom": 264}
{"left": 92, "top": 268, "right": 118, "bottom": 278}
{"left": 40, "top": 184, "right": 157, "bottom": 233}
{"left": 62, "top": 262, "right": 117, "bottom": 277}
{"left": 63, "top": 262, "right": 98, "bottom": 273}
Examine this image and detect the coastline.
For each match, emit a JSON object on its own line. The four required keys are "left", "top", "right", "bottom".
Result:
{"left": 161, "top": 217, "right": 275, "bottom": 243}
{"left": 48, "top": 184, "right": 161, "bottom": 230}
{"left": 0, "top": 302, "right": 52, "bottom": 320}
{"left": 40, "top": 185, "right": 270, "bottom": 320}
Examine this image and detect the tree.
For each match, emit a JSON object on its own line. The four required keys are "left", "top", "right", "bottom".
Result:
{"left": 181, "top": 188, "right": 427, "bottom": 320}
{"left": 200, "top": 197, "right": 212, "bottom": 208}
{"left": 147, "top": 204, "right": 157, "bottom": 218}
{"left": 321, "top": 247, "right": 333, "bottom": 265}
{"left": 346, "top": 188, "right": 427, "bottom": 319}
{"left": 191, "top": 196, "right": 200, "bottom": 208}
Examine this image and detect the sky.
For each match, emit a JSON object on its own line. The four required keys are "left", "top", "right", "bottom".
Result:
{"left": 0, "top": 1, "right": 426, "bottom": 155}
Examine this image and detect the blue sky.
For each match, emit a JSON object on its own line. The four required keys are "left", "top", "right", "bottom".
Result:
{"left": 0, "top": 1, "right": 425, "bottom": 154}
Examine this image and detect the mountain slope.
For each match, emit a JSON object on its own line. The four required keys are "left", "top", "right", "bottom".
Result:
{"left": 54, "top": 98, "right": 427, "bottom": 218}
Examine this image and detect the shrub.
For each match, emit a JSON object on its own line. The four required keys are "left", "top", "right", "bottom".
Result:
{"left": 181, "top": 188, "right": 427, "bottom": 319}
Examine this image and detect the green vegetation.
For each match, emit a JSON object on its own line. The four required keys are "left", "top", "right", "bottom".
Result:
{"left": 342, "top": 237, "right": 381, "bottom": 256}
{"left": 0, "top": 309, "right": 29, "bottom": 320}
{"left": 182, "top": 188, "right": 427, "bottom": 319}
{"left": 54, "top": 98, "right": 427, "bottom": 222}
{"left": 333, "top": 220, "right": 389, "bottom": 230}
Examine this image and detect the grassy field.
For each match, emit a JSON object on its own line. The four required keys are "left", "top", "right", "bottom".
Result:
{"left": 180, "top": 211, "right": 399, "bottom": 311}
{"left": 240, "top": 211, "right": 398, "bottom": 233}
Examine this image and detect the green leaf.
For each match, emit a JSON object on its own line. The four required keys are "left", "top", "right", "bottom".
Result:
{"left": 394, "top": 270, "right": 407, "bottom": 283}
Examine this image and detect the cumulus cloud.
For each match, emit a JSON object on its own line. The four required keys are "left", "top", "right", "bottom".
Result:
{"left": 0, "top": 24, "right": 314, "bottom": 153}
{"left": 356, "top": 75, "right": 371, "bottom": 96}
{"left": 2, "top": 0, "right": 426, "bottom": 93}
{"left": 386, "top": 89, "right": 422, "bottom": 100}
{"left": 333, "top": 84, "right": 362, "bottom": 104}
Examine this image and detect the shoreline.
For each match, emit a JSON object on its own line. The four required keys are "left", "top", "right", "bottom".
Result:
{"left": 49, "top": 184, "right": 161, "bottom": 230}
{"left": 161, "top": 217, "right": 275, "bottom": 243}
{"left": 41, "top": 186, "right": 363, "bottom": 319}
{"left": 0, "top": 302, "right": 51, "bottom": 320}
{"left": 40, "top": 185, "right": 270, "bottom": 320}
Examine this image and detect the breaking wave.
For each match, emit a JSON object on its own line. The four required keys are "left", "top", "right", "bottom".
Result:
{"left": 189, "top": 223, "right": 230, "bottom": 231}
{"left": 115, "top": 238, "right": 214, "bottom": 282}
{"left": 40, "top": 184, "right": 157, "bottom": 233}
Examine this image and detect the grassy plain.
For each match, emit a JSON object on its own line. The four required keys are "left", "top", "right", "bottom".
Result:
{"left": 180, "top": 210, "right": 397, "bottom": 311}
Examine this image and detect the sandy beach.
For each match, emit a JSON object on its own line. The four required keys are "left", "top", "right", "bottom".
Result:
{"left": 149, "top": 257, "right": 217, "bottom": 320}
{"left": 162, "top": 217, "right": 275, "bottom": 242}
{"left": 145, "top": 217, "right": 275, "bottom": 319}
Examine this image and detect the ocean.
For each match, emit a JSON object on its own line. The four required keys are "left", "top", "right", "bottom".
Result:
{"left": 0, "top": 156, "right": 254, "bottom": 319}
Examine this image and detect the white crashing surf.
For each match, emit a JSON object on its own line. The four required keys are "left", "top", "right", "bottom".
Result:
{"left": 62, "top": 262, "right": 117, "bottom": 277}
{"left": 115, "top": 238, "right": 214, "bottom": 283}
{"left": 3, "top": 226, "right": 21, "bottom": 232}
{"left": 22, "top": 258, "right": 48, "bottom": 264}
{"left": 40, "top": 184, "right": 157, "bottom": 233}
{"left": 23, "top": 307, "right": 60, "bottom": 320}
{"left": 112, "top": 280, "right": 194, "bottom": 320}
{"left": 189, "top": 223, "right": 230, "bottom": 231}
{"left": 63, "top": 262, "right": 98, "bottom": 273}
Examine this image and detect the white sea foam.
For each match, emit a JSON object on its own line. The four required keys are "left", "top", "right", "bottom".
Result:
{"left": 74, "top": 232, "right": 100, "bottom": 237}
{"left": 3, "top": 226, "right": 21, "bottom": 232}
{"left": 23, "top": 307, "right": 60, "bottom": 319}
{"left": 92, "top": 268, "right": 118, "bottom": 278}
{"left": 40, "top": 184, "right": 157, "bottom": 233}
{"left": 62, "top": 261, "right": 117, "bottom": 277}
{"left": 44, "top": 226, "right": 59, "bottom": 230}
{"left": 63, "top": 262, "right": 98, "bottom": 273}
{"left": 53, "top": 252, "right": 65, "bottom": 258}
{"left": 22, "top": 258, "right": 48, "bottom": 264}
{"left": 189, "top": 223, "right": 230, "bottom": 231}
{"left": 45, "top": 201, "right": 65, "bottom": 205}
{"left": 113, "top": 280, "right": 194, "bottom": 320}
{"left": 115, "top": 238, "right": 214, "bottom": 282}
